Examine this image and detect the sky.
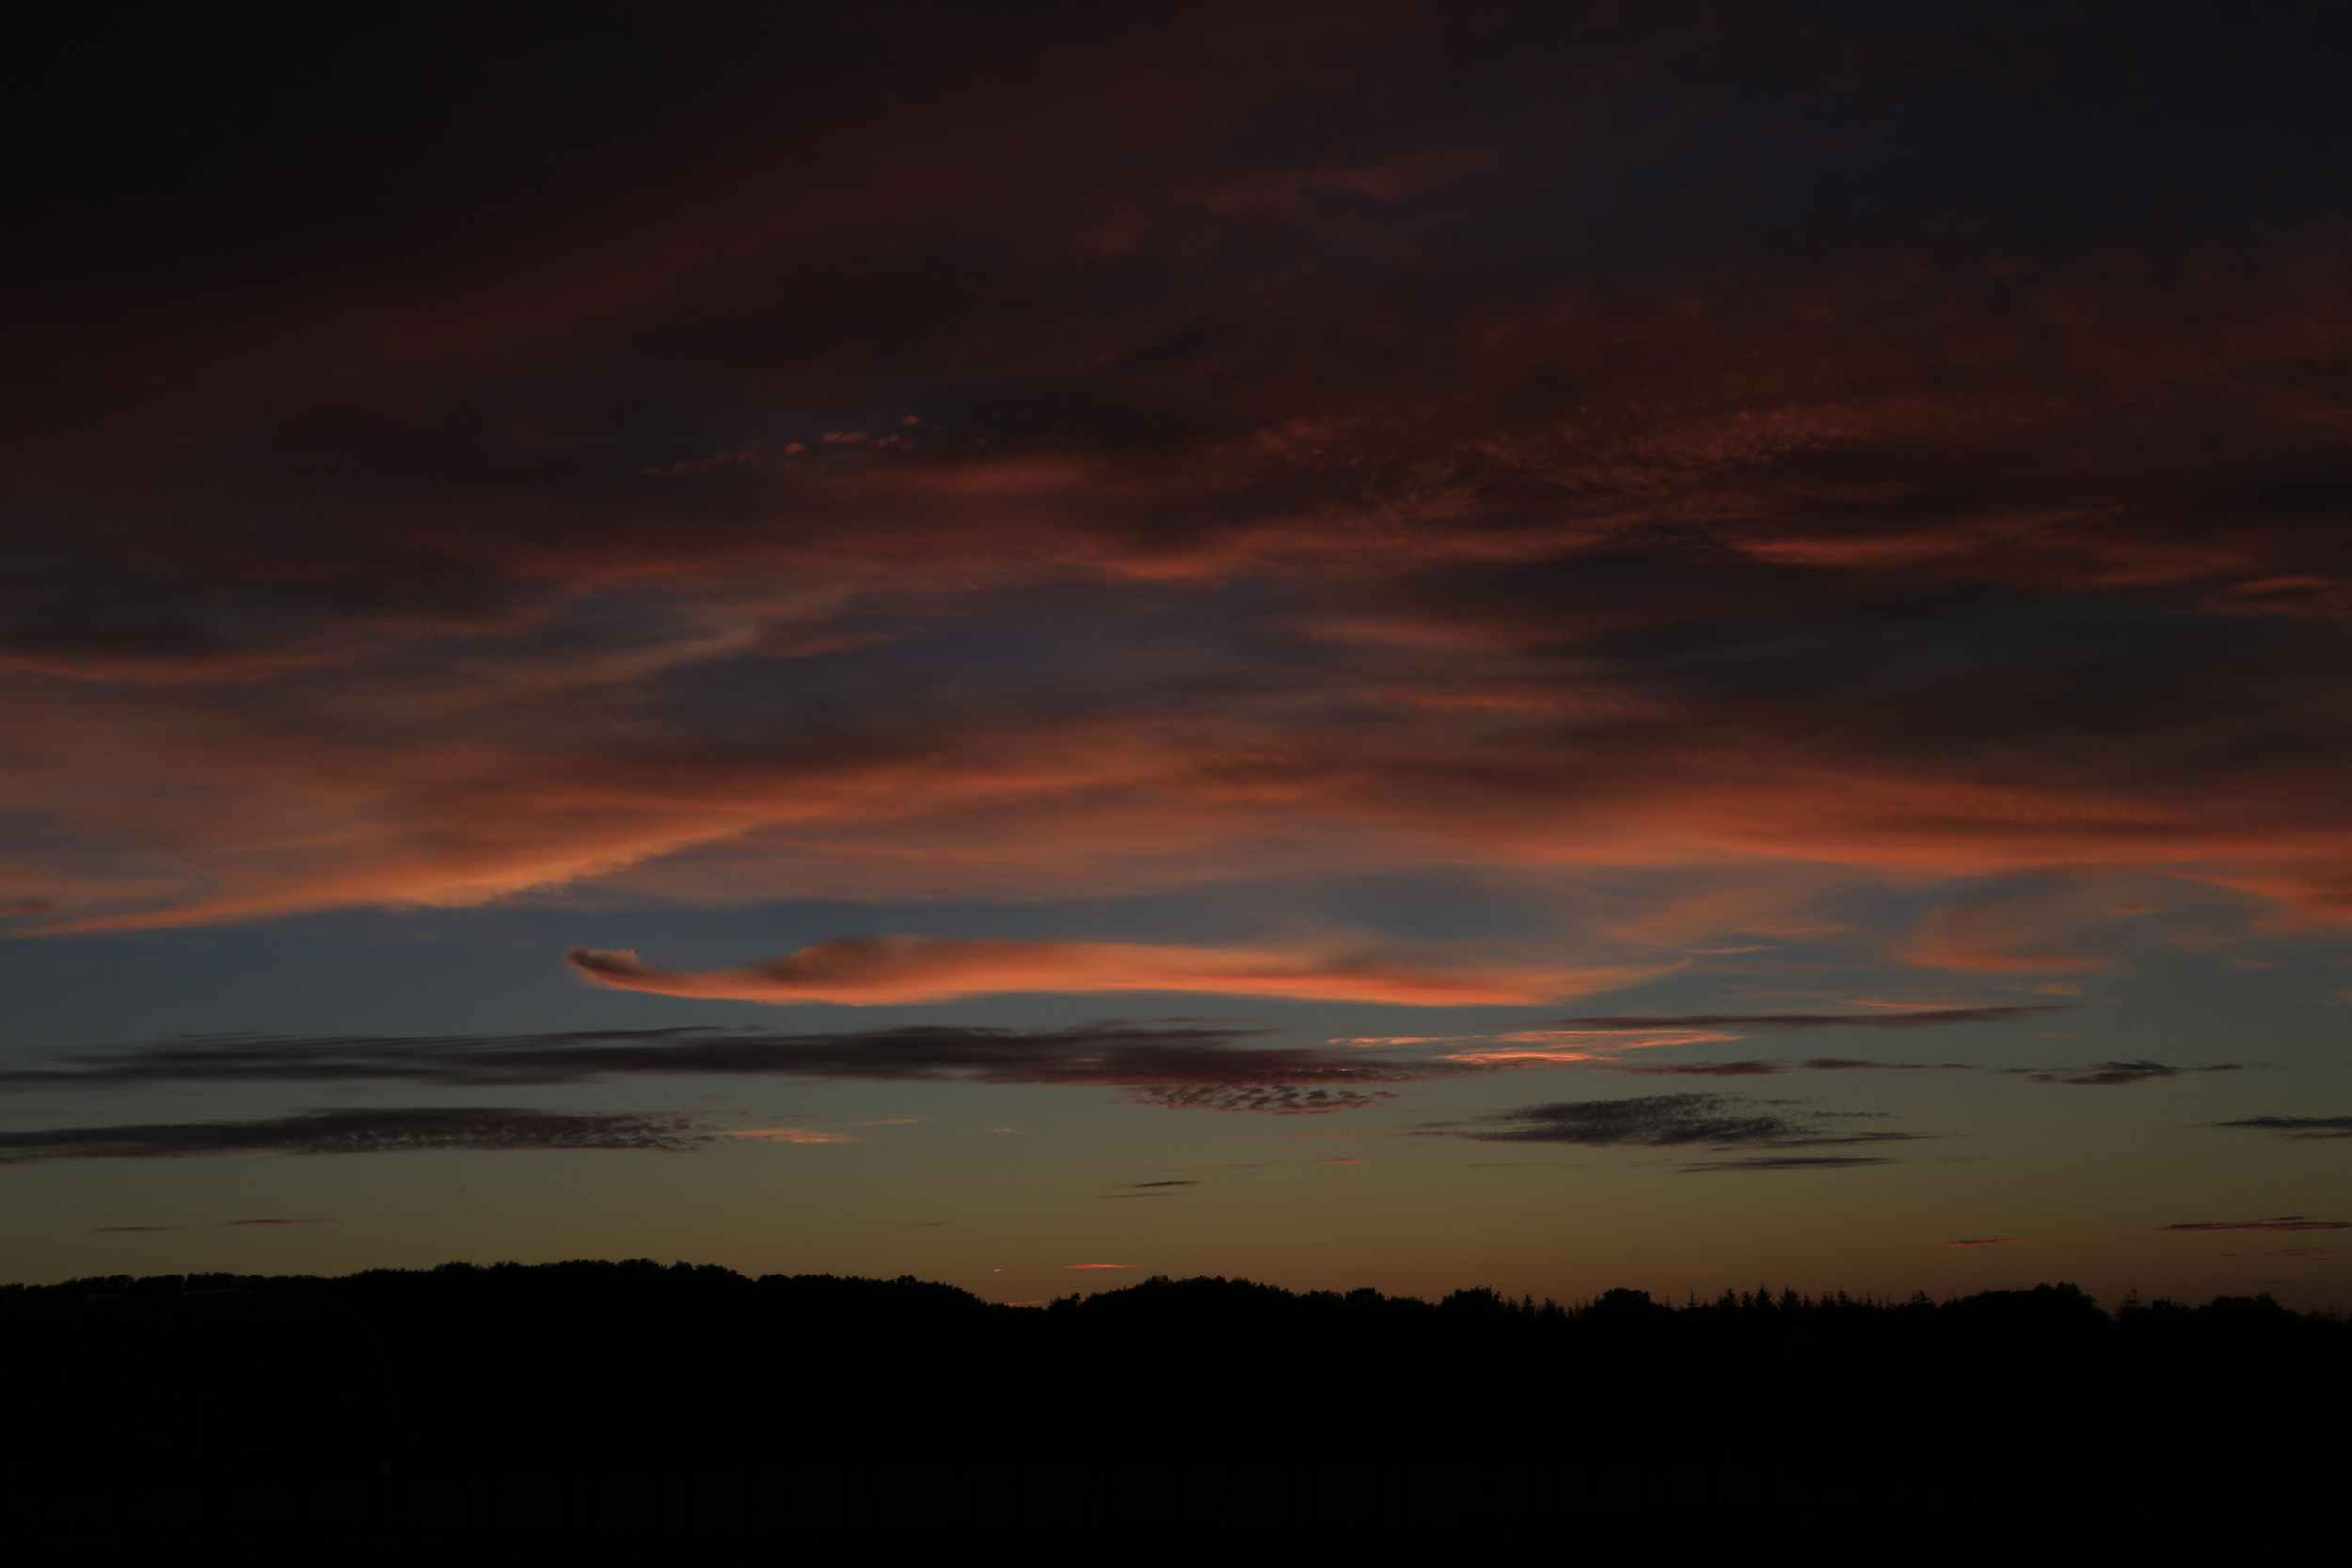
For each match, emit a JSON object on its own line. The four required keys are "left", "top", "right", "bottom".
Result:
{"left": 4, "top": 1, "right": 2349, "bottom": 1307}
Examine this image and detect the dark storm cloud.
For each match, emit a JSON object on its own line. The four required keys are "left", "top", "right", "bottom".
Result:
{"left": 2158, "top": 1218, "right": 2352, "bottom": 1233}
{"left": 0, "top": 1022, "right": 1480, "bottom": 1115}
{"left": 1436, "top": 1093, "right": 1924, "bottom": 1149}
{"left": 2201, "top": 1116, "right": 2352, "bottom": 1139}
{"left": 0, "top": 1107, "right": 706, "bottom": 1164}
{"left": 2000, "top": 1062, "right": 2246, "bottom": 1086}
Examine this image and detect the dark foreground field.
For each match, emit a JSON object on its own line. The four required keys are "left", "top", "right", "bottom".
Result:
{"left": 7, "top": 1262, "right": 2342, "bottom": 1546}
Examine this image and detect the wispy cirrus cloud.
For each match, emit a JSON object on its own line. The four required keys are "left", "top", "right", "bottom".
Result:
{"left": 720, "top": 1126, "right": 854, "bottom": 1144}
{"left": 1597, "top": 1057, "right": 1975, "bottom": 1078}
{"left": 1424, "top": 1092, "right": 1925, "bottom": 1151}
{"left": 1679, "top": 1156, "right": 1899, "bottom": 1173}
{"left": 0, "top": 1000, "right": 2113, "bottom": 1117}
{"left": 2201, "top": 1115, "right": 2352, "bottom": 1139}
{"left": 0, "top": 1021, "right": 1473, "bottom": 1115}
{"left": 1102, "top": 1180, "right": 1200, "bottom": 1199}
{"left": 90, "top": 1216, "right": 339, "bottom": 1233}
{"left": 0, "top": 1021, "right": 1289, "bottom": 1090}
{"left": 1527, "top": 1008, "right": 2074, "bottom": 1030}
{"left": 0, "top": 1107, "right": 707, "bottom": 1164}
{"left": 2157, "top": 1218, "right": 2352, "bottom": 1233}
{"left": 2000, "top": 1061, "right": 2246, "bottom": 1086}
{"left": 1339, "top": 1006, "right": 2058, "bottom": 1075}
{"left": 7, "top": 10, "right": 2352, "bottom": 1002}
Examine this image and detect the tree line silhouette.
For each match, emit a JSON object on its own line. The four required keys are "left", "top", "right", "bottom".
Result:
{"left": 7, "top": 1261, "right": 2342, "bottom": 1542}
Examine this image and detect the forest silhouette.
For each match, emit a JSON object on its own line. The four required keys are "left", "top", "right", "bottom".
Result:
{"left": 7, "top": 1260, "right": 2344, "bottom": 1543}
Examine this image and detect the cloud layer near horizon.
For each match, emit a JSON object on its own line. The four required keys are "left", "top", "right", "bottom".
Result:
{"left": 0, "top": 1108, "right": 705, "bottom": 1164}
{"left": 0, "top": 1022, "right": 1460, "bottom": 1114}
{"left": 0, "top": 1003, "right": 2209, "bottom": 1117}
{"left": 1, "top": 3, "right": 2349, "bottom": 984}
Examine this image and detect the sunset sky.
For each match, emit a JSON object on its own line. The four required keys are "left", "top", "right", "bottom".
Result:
{"left": 5, "top": 2, "right": 2348, "bottom": 1306}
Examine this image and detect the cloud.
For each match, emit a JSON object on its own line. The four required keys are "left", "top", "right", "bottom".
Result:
{"left": 2157, "top": 1218, "right": 2352, "bottom": 1232}
{"left": 1678, "top": 1156, "right": 1899, "bottom": 1172}
{"left": 1433, "top": 1029, "right": 1741, "bottom": 1066}
{"left": 1064, "top": 1264, "right": 1135, "bottom": 1271}
{"left": 1126, "top": 1085, "right": 1395, "bottom": 1113}
{"left": 90, "top": 1216, "right": 337, "bottom": 1233}
{"left": 0, "top": 1020, "right": 1502, "bottom": 1116}
{"left": 566, "top": 939, "right": 1658, "bottom": 1006}
{"left": 720, "top": 1127, "right": 854, "bottom": 1144}
{"left": 2202, "top": 1115, "right": 2352, "bottom": 1139}
{"left": 0, "top": 1019, "right": 2019, "bottom": 1117}
{"left": 8, "top": 4, "right": 2352, "bottom": 988}
{"left": 2001, "top": 1061, "right": 2245, "bottom": 1086}
{"left": 1596, "top": 1057, "right": 1974, "bottom": 1077}
{"left": 0, "top": 1107, "right": 707, "bottom": 1164}
{"left": 1596, "top": 1061, "right": 1791, "bottom": 1078}
{"left": 1534, "top": 1008, "right": 2073, "bottom": 1030}
{"left": 1422, "top": 1006, "right": 2060, "bottom": 1074}
{"left": 1102, "top": 1179, "right": 1200, "bottom": 1198}
{"left": 1433, "top": 1093, "right": 1924, "bottom": 1149}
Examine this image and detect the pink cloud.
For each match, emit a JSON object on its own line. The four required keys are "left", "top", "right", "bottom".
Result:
{"left": 1436, "top": 1028, "right": 1740, "bottom": 1065}
{"left": 9, "top": 11, "right": 2352, "bottom": 983}
{"left": 565, "top": 937, "right": 1663, "bottom": 1006}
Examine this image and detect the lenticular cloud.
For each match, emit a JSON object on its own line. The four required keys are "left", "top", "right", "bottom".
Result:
{"left": 564, "top": 936, "right": 1664, "bottom": 1006}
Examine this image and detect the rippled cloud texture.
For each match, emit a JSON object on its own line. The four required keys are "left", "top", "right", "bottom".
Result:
{"left": 6, "top": 1, "right": 2351, "bottom": 974}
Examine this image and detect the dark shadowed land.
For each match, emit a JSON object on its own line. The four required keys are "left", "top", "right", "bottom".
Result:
{"left": 7, "top": 1262, "right": 2344, "bottom": 1546}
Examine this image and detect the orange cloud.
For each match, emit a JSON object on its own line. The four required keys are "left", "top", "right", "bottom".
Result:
{"left": 566, "top": 938, "right": 1663, "bottom": 1006}
{"left": 10, "top": 8, "right": 2352, "bottom": 983}
{"left": 1437, "top": 1028, "right": 1741, "bottom": 1064}
{"left": 720, "top": 1127, "right": 854, "bottom": 1144}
